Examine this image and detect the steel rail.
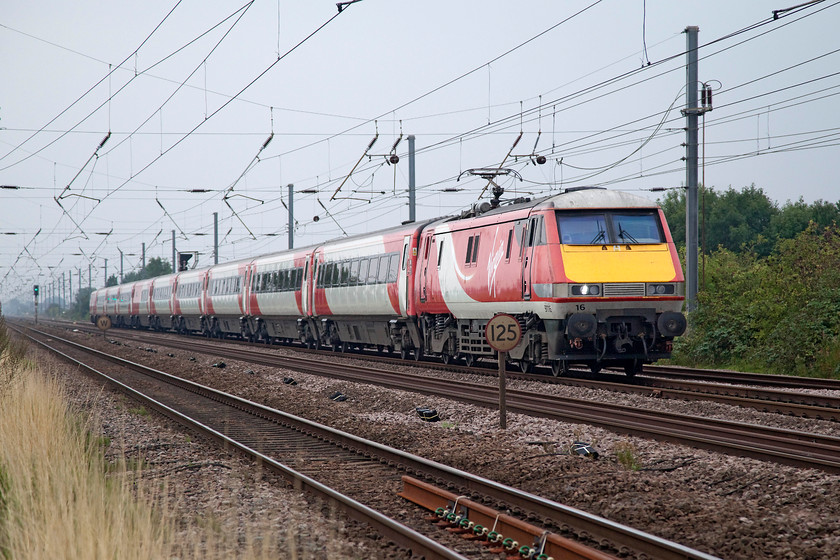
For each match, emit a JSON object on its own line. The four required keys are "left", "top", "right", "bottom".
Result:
{"left": 96, "top": 330, "right": 840, "bottom": 473}
{"left": 56, "top": 321, "right": 840, "bottom": 419}
{"left": 15, "top": 326, "right": 469, "bottom": 560}
{"left": 641, "top": 364, "right": 840, "bottom": 391}
{"left": 37, "top": 322, "right": 840, "bottom": 473}
{"left": 16, "top": 324, "right": 719, "bottom": 560}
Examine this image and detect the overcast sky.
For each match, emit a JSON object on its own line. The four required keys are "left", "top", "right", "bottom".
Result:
{"left": 1, "top": 0, "right": 838, "bottom": 302}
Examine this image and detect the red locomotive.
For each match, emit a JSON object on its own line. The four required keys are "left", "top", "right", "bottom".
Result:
{"left": 91, "top": 187, "right": 686, "bottom": 376}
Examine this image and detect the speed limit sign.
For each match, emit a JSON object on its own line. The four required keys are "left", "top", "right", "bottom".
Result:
{"left": 485, "top": 313, "right": 521, "bottom": 431}
{"left": 485, "top": 314, "right": 522, "bottom": 352}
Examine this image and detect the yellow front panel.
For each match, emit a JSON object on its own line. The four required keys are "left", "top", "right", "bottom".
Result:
{"left": 561, "top": 244, "right": 676, "bottom": 282}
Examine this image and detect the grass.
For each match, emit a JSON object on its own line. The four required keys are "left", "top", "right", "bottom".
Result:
{"left": 615, "top": 441, "right": 642, "bottom": 471}
{"left": 0, "top": 352, "right": 174, "bottom": 559}
{"left": 0, "top": 317, "right": 353, "bottom": 559}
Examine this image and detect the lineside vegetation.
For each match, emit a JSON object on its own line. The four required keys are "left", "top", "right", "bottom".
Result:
{"left": 669, "top": 223, "right": 840, "bottom": 378}
{"left": 0, "top": 319, "right": 335, "bottom": 559}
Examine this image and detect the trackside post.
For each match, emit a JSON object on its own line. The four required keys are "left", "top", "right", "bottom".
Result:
{"left": 485, "top": 314, "right": 522, "bottom": 430}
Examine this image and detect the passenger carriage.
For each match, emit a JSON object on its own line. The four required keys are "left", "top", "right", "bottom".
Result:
{"left": 310, "top": 222, "right": 429, "bottom": 356}
{"left": 203, "top": 259, "right": 251, "bottom": 339}
{"left": 246, "top": 249, "right": 310, "bottom": 345}
{"left": 172, "top": 268, "right": 207, "bottom": 334}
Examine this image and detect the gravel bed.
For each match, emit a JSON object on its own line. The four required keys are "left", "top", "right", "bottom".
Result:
{"left": 43, "top": 326, "right": 840, "bottom": 559}
{"left": 30, "top": 346, "right": 399, "bottom": 559}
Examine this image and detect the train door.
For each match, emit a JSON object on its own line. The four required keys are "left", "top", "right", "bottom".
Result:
{"left": 419, "top": 231, "right": 433, "bottom": 303}
{"left": 399, "top": 235, "right": 411, "bottom": 317}
{"left": 302, "top": 254, "right": 312, "bottom": 317}
{"left": 522, "top": 215, "right": 539, "bottom": 300}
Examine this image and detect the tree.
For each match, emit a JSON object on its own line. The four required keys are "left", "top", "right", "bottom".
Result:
{"left": 70, "top": 287, "right": 94, "bottom": 320}
{"left": 659, "top": 184, "right": 839, "bottom": 257}
{"left": 145, "top": 257, "right": 172, "bottom": 277}
{"left": 106, "top": 275, "right": 118, "bottom": 287}
{"left": 119, "top": 257, "right": 172, "bottom": 284}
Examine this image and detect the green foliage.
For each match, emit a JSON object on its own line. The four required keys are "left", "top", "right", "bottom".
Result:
{"left": 659, "top": 185, "right": 840, "bottom": 257}
{"left": 672, "top": 224, "right": 840, "bottom": 378}
{"left": 121, "top": 257, "right": 172, "bottom": 284}
{"left": 105, "top": 275, "right": 118, "bottom": 287}
{"left": 614, "top": 441, "right": 642, "bottom": 471}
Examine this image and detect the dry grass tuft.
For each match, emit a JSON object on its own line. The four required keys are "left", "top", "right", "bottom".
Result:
{"left": 0, "top": 327, "right": 350, "bottom": 559}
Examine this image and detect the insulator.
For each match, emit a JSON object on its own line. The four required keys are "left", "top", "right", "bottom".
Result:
{"left": 389, "top": 154, "right": 399, "bottom": 164}
{"left": 701, "top": 87, "right": 708, "bottom": 107}
{"left": 535, "top": 154, "right": 547, "bottom": 165}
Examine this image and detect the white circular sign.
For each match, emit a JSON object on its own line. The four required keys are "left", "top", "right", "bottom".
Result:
{"left": 485, "top": 314, "right": 522, "bottom": 353}
{"left": 96, "top": 316, "right": 112, "bottom": 331}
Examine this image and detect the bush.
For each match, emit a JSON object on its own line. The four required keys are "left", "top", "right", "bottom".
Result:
{"left": 671, "top": 224, "right": 840, "bottom": 378}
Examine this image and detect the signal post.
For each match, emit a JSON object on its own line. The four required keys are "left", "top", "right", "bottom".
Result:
{"left": 33, "top": 284, "right": 39, "bottom": 324}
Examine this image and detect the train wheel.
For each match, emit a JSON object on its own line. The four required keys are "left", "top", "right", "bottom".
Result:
{"left": 623, "top": 359, "right": 642, "bottom": 378}
{"left": 517, "top": 360, "right": 534, "bottom": 374}
{"left": 413, "top": 346, "right": 424, "bottom": 362}
{"left": 463, "top": 353, "right": 475, "bottom": 368}
{"left": 441, "top": 352, "right": 453, "bottom": 365}
{"left": 550, "top": 360, "right": 570, "bottom": 377}
{"left": 400, "top": 347, "right": 409, "bottom": 360}
{"left": 341, "top": 341, "right": 350, "bottom": 353}
{"left": 590, "top": 363, "right": 602, "bottom": 375}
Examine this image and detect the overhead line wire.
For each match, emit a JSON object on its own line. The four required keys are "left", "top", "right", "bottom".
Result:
{"left": 0, "top": 1, "right": 184, "bottom": 166}
{"left": 91, "top": 4, "right": 354, "bottom": 209}
{"left": 0, "top": 1, "right": 254, "bottom": 173}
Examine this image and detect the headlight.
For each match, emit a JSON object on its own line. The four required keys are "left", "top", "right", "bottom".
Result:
{"left": 571, "top": 284, "right": 601, "bottom": 296}
{"left": 646, "top": 283, "right": 675, "bottom": 295}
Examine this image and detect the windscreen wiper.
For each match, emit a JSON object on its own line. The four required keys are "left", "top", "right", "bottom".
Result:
{"left": 617, "top": 223, "right": 638, "bottom": 243}
{"left": 589, "top": 230, "right": 606, "bottom": 244}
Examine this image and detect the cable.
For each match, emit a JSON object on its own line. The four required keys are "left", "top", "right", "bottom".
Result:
{"left": 0, "top": 2, "right": 255, "bottom": 173}
{"left": 0, "top": 1, "right": 185, "bottom": 165}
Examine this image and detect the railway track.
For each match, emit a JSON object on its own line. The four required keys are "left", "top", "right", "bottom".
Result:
{"left": 58, "top": 320, "right": 840, "bottom": 421}
{"left": 640, "top": 364, "right": 840, "bottom": 391}
{"left": 41, "top": 321, "right": 840, "bottom": 473}
{"left": 14, "top": 323, "right": 719, "bottom": 560}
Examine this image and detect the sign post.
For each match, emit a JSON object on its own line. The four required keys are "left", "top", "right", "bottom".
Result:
{"left": 485, "top": 313, "right": 522, "bottom": 430}
{"left": 96, "top": 315, "right": 112, "bottom": 339}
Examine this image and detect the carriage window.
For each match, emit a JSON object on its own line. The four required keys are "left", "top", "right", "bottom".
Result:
{"left": 358, "top": 259, "right": 369, "bottom": 285}
{"left": 465, "top": 236, "right": 474, "bottom": 264}
{"left": 367, "top": 257, "right": 379, "bottom": 284}
{"left": 387, "top": 253, "right": 400, "bottom": 283}
{"left": 437, "top": 239, "right": 445, "bottom": 268}
{"left": 340, "top": 261, "right": 350, "bottom": 286}
{"left": 377, "top": 256, "right": 390, "bottom": 283}
{"left": 505, "top": 229, "right": 513, "bottom": 260}
{"left": 349, "top": 260, "right": 360, "bottom": 285}
{"left": 471, "top": 235, "right": 480, "bottom": 263}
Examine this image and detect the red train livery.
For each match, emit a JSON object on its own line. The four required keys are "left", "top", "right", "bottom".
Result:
{"left": 91, "top": 187, "right": 686, "bottom": 376}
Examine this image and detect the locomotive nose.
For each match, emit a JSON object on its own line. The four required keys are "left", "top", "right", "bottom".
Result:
{"left": 657, "top": 311, "right": 687, "bottom": 337}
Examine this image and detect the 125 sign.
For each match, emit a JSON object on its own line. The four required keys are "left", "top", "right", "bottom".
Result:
{"left": 485, "top": 314, "right": 522, "bottom": 353}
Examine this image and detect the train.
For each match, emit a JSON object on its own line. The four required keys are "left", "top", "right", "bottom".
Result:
{"left": 90, "top": 187, "right": 686, "bottom": 376}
